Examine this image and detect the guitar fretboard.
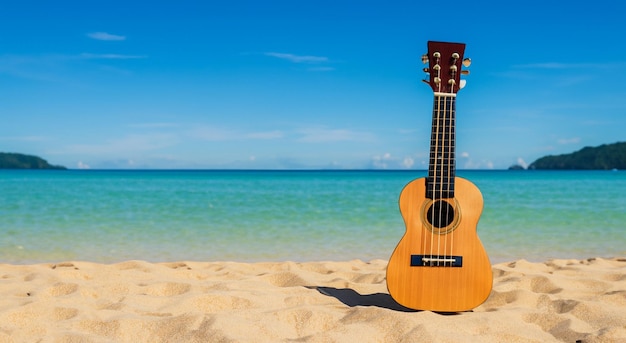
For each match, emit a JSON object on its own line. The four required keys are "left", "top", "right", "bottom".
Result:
{"left": 426, "top": 94, "right": 456, "bottom": 199}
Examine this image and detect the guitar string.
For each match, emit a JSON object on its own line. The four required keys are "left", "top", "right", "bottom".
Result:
{"left": 437, "top": 95, "right": 446, "bottom": 266}
{"left": 435, "top": 93, "right": 455, "bottom": 267}
{"left": 447, "top": 94, "right": 455, "bottom": 267}
{"left": 444, "top": 93, "right": 452, "bottom": 298}
{"left": 432, "top": 56, "right": 443, "bottom": 265}
{"left": 431, "top": 94, "right": 444, "bottom": 266}
{"left": 442, "top": 94, "right": 450, "bottom": 266}
{"left": 448, "top": 91, "right": 456, "bottom": 300}
{"left": 429, "top": 94, "right": 439, "bottom": 263}
{"left": 424, "top": 95, "right": 432, "bottom": 263}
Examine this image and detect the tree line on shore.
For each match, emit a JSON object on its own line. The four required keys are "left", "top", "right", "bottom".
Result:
{"left": 0, "top": 152, "right": 66, "bottom": 169}
{"left": 511, "top": 142, "right": 626, "bottom": 170}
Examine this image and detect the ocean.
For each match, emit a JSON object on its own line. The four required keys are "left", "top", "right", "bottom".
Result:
{"left": 1, "top": 170, "right": 624, "bottom": 264}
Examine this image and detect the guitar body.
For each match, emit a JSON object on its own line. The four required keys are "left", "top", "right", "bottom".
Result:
{"left": 386, "top": 176, "right": 492, "bottom": 312}
{"left": 386, "top": 41, "right": 492, "bottom": 311}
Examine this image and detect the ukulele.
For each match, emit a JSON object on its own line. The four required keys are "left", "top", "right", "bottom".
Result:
{"left": 386, "top": 41, "right": 492, "bottom": 312}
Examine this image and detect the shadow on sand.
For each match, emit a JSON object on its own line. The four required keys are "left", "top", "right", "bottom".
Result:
{"left": 311, "top": 286, "right": 418, "bottom": 312}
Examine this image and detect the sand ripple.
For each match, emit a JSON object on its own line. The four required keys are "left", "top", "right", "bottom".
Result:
{"left": 0, "top": 257, "right": 624, "bottom": 342}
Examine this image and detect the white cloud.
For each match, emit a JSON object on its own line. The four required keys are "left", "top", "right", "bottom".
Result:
{"left": 0, "top": 53, "right": 144, "bottom": 81}
{"left": 516, "top": 157, "right": 528, "bottom": 169}
{"left": 87, "top": 32, "right": 126, "bottom": 41}
{"left": 129, "top": 122, "right": 180, "bottom": 128}
{"left": 245, "top": 130, "right": 283, "bottom": 139}
{"left": 77, "top": 161, "right": 91, "bottom": 169}
{"left": 371, "top": 153, "right": 394, "bottom": 169}
{"left": 514, "top": 62, "right": 582, "bottom": 69}
{"left": 514, "top": 62, "right": 626, "bottom": 70}
{"left": 0, "top": 54, "right": 65, "bottom": 81}
{"left": 513, "top": 62, "right": 596, "bottom": 70}
{"left": 307, "top": 66, "right": 335, "bottom": 72}
{"left": 557, "top": 137, "right": 580, "bottom": 144}
{"left": 189, "top": 126, "right": 236, "bottom": 141}
{"left": 462, "top": 157, "right": 495, "bottom": 169}
{"left": 80, "top": 53, "right": 146, "bottom": 60}
{"left": 402, "top": 157, "right": 414, "bottom": 168}
{"left": 398, "top": 128, "right": 417, "bottom": 135}
{"left": 190, "top": 126, "right": 283, "bottom": 141}
{"left": 0, "top": 135, "right": 47, "bottom": 142}
{"left": 264, "top": 52, "right": 329, "bottom": 64}
{"left": 371, "top": 154, "right": 390, "bottom": 169}
{"left": 460, "top": 152, "right": 499, "bottom": 169}
{"left": 65, "top": 133, "right": 178, "bottom": 155}
{"left": 297, "top": 127, "right": 373, "bottom": 143}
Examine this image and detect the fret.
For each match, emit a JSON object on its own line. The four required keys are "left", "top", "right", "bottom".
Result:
{"left": 428, "top": 164, "right": 455, "bottom": 170}
{"left": 431, "top": 131, "right": 454, "bottom": 138}
{"left": 427, "top": 174, "right": 456, "bottom": 186}
{"left": 428, "top": 172, "right": 456, "bottom": 178}
{"left": 427, "top": 172, "right": 455, "bottom": 179}
{"left": 426, "top": 181, "right": 455, "bottom": 189}
{"left": 425, "top": 190, "right": 455, "bottom": 199}
{"left": 426, "top": 181, "right": 455, "bottom": 190}
{"left": 431, "top": 132, "right": 454, "bottom": 136}
{"left": 431, "top": 119, "right": 455, "bottom": 126}
{"left": 427, "top": 164, "right": 455, "bottom": 171}
{"left": 430, "top": 157, "right": 455, "bottom": 161}
{"left": 429, "top": 160, "right": 454, "bottom": 164}
{"left": 429, "top": 145, "right": 453, "bottom": 150}
{"left": 431, "top": 136, "right": 455, "bottom": 142}
{"left": 429, "top": 152, "right": 455, "bottom": 158}
{"left": 426, "top": 94, "right": 456, "bottom": 199}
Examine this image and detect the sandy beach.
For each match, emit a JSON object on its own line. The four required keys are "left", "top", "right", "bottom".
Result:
{"left": 0, "top": 257, "right": 624, "bottom": 342}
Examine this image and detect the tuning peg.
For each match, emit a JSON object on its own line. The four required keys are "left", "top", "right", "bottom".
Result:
{"left": 421, "top": 79, "right": 430, "bottom": 85}
{"left": 459, "top": 79, "right": 467, "bottom": 89}
{"left": 461, "top": 70, "right": 470, "bottom": 75}
{"left": 452, "top": 52, "right": 460, "bottom": 60}
{"left": 462, "top": 58, "right": 471, "bottom": 67}
{"left": 421, "top": 54, "right": 429, "bottom": 64}
{"left": 422, "top": 67, "right": 429, "bottom": 73}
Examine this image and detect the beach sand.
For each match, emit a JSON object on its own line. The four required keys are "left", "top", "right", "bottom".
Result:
{"left": 0, "top": 258, "right": 624, "bottom": 342}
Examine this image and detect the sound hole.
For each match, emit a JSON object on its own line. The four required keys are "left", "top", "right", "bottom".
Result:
{"left": 426, "top": 200, "right": 455, "bottom": 228}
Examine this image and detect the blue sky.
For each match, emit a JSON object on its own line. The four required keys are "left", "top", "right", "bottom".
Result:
{"left": 1, "top": 1, "right": 625, "bottom": 169}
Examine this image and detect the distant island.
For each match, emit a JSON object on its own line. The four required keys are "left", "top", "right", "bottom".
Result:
{"left": 526, "top": 142, "right": 626, "bottom": 170}
{"left": 0, "top": 152, "right": 66, "bottom": 170}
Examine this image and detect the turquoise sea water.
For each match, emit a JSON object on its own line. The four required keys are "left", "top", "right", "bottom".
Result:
{"left": 1, "top": 170, "right": 624, "bottom": 264}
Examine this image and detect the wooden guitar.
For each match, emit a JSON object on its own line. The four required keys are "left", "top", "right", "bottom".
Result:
{"left": 386, "top": 41, "right": 492, "bottom": 312}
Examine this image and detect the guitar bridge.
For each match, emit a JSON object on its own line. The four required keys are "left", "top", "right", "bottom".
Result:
{"left": 411, "top": 255, "right": 463, "bottom": 267}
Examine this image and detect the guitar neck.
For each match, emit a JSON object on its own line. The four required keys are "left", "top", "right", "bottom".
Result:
{"left": 427, "top": 93, "right": 456, "bottom": 199}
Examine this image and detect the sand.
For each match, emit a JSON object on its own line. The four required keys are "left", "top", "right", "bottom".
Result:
{"left": 0, "top": 257, "right": 624, "bottom": 342}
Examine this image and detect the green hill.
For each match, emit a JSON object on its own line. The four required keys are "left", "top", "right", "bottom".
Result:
{"left": 0, "top": 152, "right": 66, "bottom": 169}
{"left": 528, "top": 142, "right": 626, "bottom": 170}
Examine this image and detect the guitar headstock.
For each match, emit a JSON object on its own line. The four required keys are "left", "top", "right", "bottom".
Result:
{"left": 422, "top": 41, "right": 470, "bottom": 94}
